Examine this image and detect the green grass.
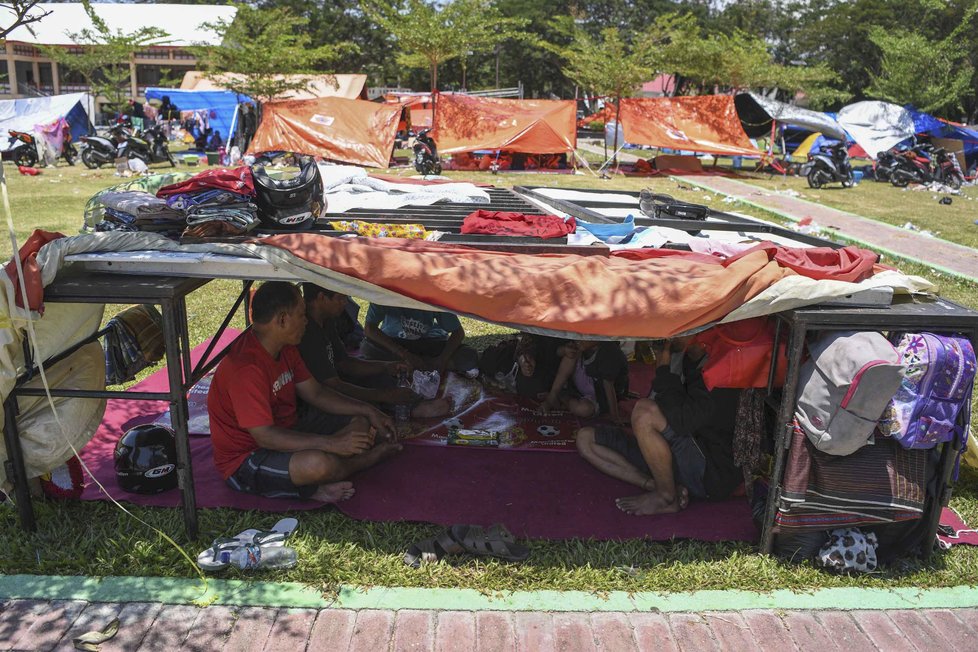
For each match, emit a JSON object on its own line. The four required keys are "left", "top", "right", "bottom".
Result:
{"left": 2, "top": 160, "right": 978, "bottom": 592}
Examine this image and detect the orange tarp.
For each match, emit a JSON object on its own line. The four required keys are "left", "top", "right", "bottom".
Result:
{"left": 260, "top": 235, "right": 787, "bottom": 338}
{"left": 248, "top": 97, "right": 401, "bottom": 168}
{"left": 432, "top": 94, "right": 576, "bottom": 155}
{"left": 619, "top": 96, "right": 759, "bottom": 156}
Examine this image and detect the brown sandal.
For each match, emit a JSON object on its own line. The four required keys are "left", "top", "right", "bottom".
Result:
{"left": 449, "top": 523, "right": 530, "bottom": 562}
{"left": 403, "top": 528, "right": 465, "bottom": 568}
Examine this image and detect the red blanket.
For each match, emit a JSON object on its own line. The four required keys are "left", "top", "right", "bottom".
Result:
{"left": 461, "top": 210, "right": 575, "bottom": 239}
{"left": 156, "top": 166, "right": 255, "bottom": 197}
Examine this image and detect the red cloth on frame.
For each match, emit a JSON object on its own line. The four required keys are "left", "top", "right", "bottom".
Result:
{"left": 723, "top": 242, "right": 878, "bottom": 283}
{"left": 461, "top": 210, "right": 575, "bottom": 239}
{"left": 156, "top": 166, "right": 255, "bottom": 197}
{"left": 4, "top": 229, "right": 65, "bottom": 313}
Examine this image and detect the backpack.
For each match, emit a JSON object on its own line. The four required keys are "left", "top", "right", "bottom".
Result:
{"left": 795, "top": 331, "right": 904, "bottom": 456}
{"left": 877, "top": 333, "right": 977, "bottom": 450}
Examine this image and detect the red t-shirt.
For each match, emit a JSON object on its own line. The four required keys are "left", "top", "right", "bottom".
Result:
{"left": 208, "top": 331, "right": 311, "bottom": 479}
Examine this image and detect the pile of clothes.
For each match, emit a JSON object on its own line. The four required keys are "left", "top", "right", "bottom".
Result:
{"left": 94, "top": 190, "right": 187, "bottom": 238}
{"left": 156, "top": 166, "right": 260, "bottom": 238}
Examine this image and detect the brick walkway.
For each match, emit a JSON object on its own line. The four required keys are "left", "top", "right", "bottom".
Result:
{"left": 678, "top": 175, "right": 978, "bottom": 282}
{"left": 4, "top": 599, "right": 978, "bottom": 651}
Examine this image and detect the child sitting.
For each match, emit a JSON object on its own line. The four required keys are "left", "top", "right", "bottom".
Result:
{"left": 538, "top": 340, "right": 628, "bottom": 424}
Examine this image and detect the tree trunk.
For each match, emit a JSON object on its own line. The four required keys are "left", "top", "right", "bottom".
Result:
{"left": 495, "top": 45, "right": 500, "bottom": 88}
{"left": 431, "top": 61, "right": 438, "bottom": 126}
{"left": 612, "top": 95, "right": 622, "bottom": 166}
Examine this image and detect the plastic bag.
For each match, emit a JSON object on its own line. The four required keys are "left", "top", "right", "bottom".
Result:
{"left": 411, "top": 370, "right": 440, "bottom": 400}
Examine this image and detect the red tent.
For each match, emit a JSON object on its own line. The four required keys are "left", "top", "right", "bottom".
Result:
{"left": 249, "top": 97, "right": 402, "bottom": 168}
{"left": 619, "top": 96, "right": 759, "bottom": 156}
{"left": 432, "top": 94, "right": 577, "bottom": 155}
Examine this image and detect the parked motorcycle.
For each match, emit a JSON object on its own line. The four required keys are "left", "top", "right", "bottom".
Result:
{"left": 125, "top": 124, "right": 175, "bottom": 167}
{"left": 79, "top": 127, "right": 125, "bottom": 169}
{"left": 890, "top": 144, "right": 963, "bottom": 189}
{"left": 413, "top": 129, "right": 442, "bottom": 175}
{"left": 872, "top": 149, "right": 900, "bottom": 182}
{"left": 805, "top": 142, "right": 854, "bottom": 189}
{"left": 5, "top": 130, "right": 39, "bottom": 167}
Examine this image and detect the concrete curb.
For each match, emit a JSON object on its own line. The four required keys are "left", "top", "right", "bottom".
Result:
{"left": 2, "top": 575, "right": 978, "bottom": 612}
{"left": 675, "top": 176, "right": 978, "bottom": 284}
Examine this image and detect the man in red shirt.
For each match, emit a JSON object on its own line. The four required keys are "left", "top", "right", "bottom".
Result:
{"left": 209, "top": 281, "right": 400, "bottom": 503}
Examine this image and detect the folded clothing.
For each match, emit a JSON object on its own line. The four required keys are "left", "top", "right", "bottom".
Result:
{"left": 157, "top": 166, "right": 255, "bottom": 198}
{"left": 165, "top": 189, "right": 253, "bottom": 211}
{"left": 461, "top": 210, "right": 575, "bottom": 239}
{"left": 186, "top": 201, "right": 259, "bottom": 232}
{"left": 329, "top": 220, "right": 427, "bottom": 239}
{"left": 99, "top": 190, "right": 183, "bottom": 218}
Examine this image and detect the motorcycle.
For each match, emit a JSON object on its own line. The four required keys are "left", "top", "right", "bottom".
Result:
{"left": 125, "top": 124, "right": 175, "bottom": 167}
{"left": 872, "top": 149, "right": 900, "bottom": 182}
{"left": 413, "top": 129, "right": 442, "bottom": 175}
{"left": 79, "top": 127, "right": 125, "bottom": 169}
{"left": 5, "top": 130, "right": 39, "bottom": 167}
{"left": 889, "top": 144, "right": 963, "bottom": 189}
{"left": 805, "top": 142, "right": 854, "bottom": 189}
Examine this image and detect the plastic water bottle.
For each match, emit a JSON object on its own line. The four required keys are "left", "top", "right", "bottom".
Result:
{"left": 229, "top": 544, "right": 298, "bottom": 570}
{"left": 395, "top": 370, "right": 411, "bottom": 422}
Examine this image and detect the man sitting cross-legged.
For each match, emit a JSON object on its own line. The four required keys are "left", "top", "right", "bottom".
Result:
{"left": 208, "top": 281, "right": 401, "bottom": 504}
{"left": 298, "top": 283, "right": 450, "bottom": 418}
{"left": 575, "top": 338, "right": 741, "bottom": 515}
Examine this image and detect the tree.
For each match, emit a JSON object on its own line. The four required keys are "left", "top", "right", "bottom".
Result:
{"left": 39, "top": 3, "right": 168, "bottom": 113}
{"left": 365, "top": 0, "right": 530, "bottom": 97}
{"left": 866, "top": 27, "right": 974, "bottom": 115}
{"left": 0, "top": 0, "right": 51, "bottom": 40}
{"left": 195, "top": 4, "right": 355, "bottom": 102}
{"left": 551, "top": 24, "right": 655, "bottom": 164}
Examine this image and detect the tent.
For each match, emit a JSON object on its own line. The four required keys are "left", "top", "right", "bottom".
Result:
{"left": 431, "top": 95, "right": 576, "bottom": 155}
{"left": 180, "top": 72, "right": 368, "bottom": 100}
{"left": 144, "top": 88, "right": 252, "bottom": 142}
{"left": 734, "top": 92, "right": 847, "bottom": 141}
{"left": 906, "top": 107, "right": 978, "bottom": 171}
{"left": 836, "top": 101, "right": 916, "bottom": 159}
{"left": 0, "top": 93, "right": 93, "bottom": 151}
{"left": 248, "top": 96, "right": 401, "bottom": 168}
{"left": 618, "top": 96, "right": 759, "bottom": 156}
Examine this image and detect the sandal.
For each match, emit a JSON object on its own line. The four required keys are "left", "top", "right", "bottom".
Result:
{"left": 449, "top": 523, "right": 530, "bottom": 562}
{"left": 196, "top": 517, "right": 299, "bottom": 572}
{"left": 403, "top": 528, "right": 465, "bottom": 568}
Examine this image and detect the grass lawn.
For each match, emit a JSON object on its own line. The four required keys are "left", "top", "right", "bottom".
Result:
{"left": 1, "top": 159, "right": 977, "bottom": 593}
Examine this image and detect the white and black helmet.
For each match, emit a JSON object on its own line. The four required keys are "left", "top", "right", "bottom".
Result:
{"left": 252, "top": 159, "right": 324, "bottom": 230}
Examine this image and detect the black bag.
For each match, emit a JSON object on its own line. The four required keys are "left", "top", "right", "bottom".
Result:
{"left": 639, "top": 190, "right": 711, "bottom": 221}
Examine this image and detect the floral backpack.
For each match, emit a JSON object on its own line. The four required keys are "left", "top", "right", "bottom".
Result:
{"left": 878, "top": 333, "right": 976, "bottom": 451}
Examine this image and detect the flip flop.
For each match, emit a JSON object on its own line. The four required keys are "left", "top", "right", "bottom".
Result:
{"left": 196, "top": 517, "right": 299, "bottom": 572}
{"left": 448, "top": 523, "right": 530, "bottom": 562}
{"left": 403, "top": 528, "right": 465, "bottom": 568}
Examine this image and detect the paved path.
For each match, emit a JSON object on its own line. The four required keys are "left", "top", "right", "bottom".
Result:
{"left": 4, "top": 599, "right": 977, "bottom": 651}
{"left": 677, "top": 175, "right": 978, "bottom": 282}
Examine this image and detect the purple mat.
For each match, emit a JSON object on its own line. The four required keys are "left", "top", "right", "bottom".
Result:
{"left": 79, "top": 332, "right": 758, "bottom": 541}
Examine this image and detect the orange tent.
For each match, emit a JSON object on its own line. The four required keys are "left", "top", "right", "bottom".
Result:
{"left": 432, "top": 94, "right": 576, "bottom": 154}
{"left": 619, "top": 96, "right": 759, "bottom": 156}
{"left": 248, "top": 97, "right": 401, "bottom": 168}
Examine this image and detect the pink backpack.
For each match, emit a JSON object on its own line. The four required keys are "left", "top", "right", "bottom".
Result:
{"left": 878, "top": 333, "right": 976, "bottom": 450}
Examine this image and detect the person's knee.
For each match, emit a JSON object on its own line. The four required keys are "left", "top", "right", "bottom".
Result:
{"left": 569, "top": 398, "right": 596, "bottom": 418}
{"left": 576, "top": 426, "right": 596, "bottom": 456}
{"left": 290, "top": 450, "right": 341, "bottom": 484}
{"left": 632, "top": 398, "right": 667, "bottom": 432}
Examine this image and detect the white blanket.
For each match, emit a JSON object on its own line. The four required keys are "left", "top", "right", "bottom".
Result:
{"left": 318, "top": 164, "right": 490, "bottom": 213}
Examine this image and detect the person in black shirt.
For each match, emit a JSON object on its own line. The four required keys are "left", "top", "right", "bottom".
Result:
{"left": 297, "top": 284, "right": 450, "bottom": 418}
{"left": 576, "top": 338, "right": 740, "bottom": 515}
{"left": 538, "top": 340, "right": 629, "bottom": 424}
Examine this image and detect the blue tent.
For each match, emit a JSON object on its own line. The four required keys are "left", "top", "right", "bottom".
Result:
{"left": 0, "top": 93, "right": 93, "bottom": 151}
{"left": 906, "top": 106, "right": 978, "bottom": 169}
{"left": 144, "top": 88, "right": 253, "bottom": 141}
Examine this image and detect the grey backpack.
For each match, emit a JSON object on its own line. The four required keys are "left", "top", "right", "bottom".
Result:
{"left": 795, "top": 331, "right": 903, "bottom": 456}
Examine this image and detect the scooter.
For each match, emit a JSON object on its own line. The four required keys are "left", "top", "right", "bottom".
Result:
{"left": 125, "top": 124, "right": 175, "bottom": 167}
{"left": 890, "top": 144, "right": 963, "bottom": 189}
{"left": 79, "top": 127, "right": 126, "bottom": 169}
{"left": 5, "top": 130, "right": 39, "bottom": 167}
{"left": 872, "top": 149, "right": 900, "bottom": 182}
{"left": 413, "top": 129, "right": 442, "bottom": 175}
{"left": 806, "top": 142, "right": 854, "bottom": 189}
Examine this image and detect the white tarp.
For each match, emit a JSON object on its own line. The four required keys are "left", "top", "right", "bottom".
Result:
{"left": 837, "top": 101, "right": 916, "bottom": 159}
{"left": 0, "top": 92, "right": 94, "bottom": 152}
{"left": 735, "top": 93, "right": 848, "bottom": 141}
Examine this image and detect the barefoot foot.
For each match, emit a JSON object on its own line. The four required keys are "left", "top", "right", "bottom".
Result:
{"left": 412, "top": 396, "right": 451, "bottom": 419}
{"left": 363, "top": 441, "right": 403, "bottom": 465}
{"left": 615, "top": 486, "right": 689, "bottom": 515}
{"left": 311, "top": 481, "right": 355, "bottom": 503}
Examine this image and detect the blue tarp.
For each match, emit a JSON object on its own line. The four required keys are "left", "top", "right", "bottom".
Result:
{"left": 906, "top": 106, "right": 978, "bottom": 169}
{"left": 144, "top": 88, "right": 253, "bottom": 141}
{"left": 0, "top": 93, "right": 93, "bottom": 151}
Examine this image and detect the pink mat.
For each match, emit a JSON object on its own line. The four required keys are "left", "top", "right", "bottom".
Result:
{"left": 939, "top": 508, "right": 978, "bottom": 546}
{"left": 79, "top": 335, "right": 758, "bottom": 540}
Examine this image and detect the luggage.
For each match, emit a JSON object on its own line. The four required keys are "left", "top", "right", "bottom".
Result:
{"left": 878, "top": 333, "right": 977, "bottom": 450}
{"left": 638, "top": 190, "right": 710, "bottom": 221}
{"left": 795, "top": 331, "right": 903, "bottom": 456}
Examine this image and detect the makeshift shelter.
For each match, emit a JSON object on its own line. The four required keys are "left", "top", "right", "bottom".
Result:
{"left": 248, "top": 97, "right": 401, "bottom": 168}
{"left": 836, "top": 101, "right": 916, "bottom": 159}
{"left": 144, "top": 88, "right": 252, "bottom": 142}
{"left": 431, "top": 95, "right": 576, "bottom": 155}
{"left": 0, "top": 93, "right": 93, "bottom": 151}
{"left": 906, "top": 107, "right": 978, "bottom": 171}
{"left": 735, "top": 93, "right": 847, "bottom": 141}
{"left": 618, "top": 96, "right": 759, "bottom": 156}
{"left": 180, "top": 72, "right": 368, "bottom": 100}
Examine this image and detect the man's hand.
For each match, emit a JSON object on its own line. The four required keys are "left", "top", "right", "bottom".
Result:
{"left": 390, "top": 386, "right": 421, "bottom": 405}
{"left": 330, "top": 430, "right": 374, "bottom": 456}
{"left": 538, "top": 397, "right": 558, "bottom": 414}
{"left": 386, "top": 360, "right": 411, "bottom": 377}
{"left": 654, "top": 341, "right": 671, "bottom": 367}
{"left": 367, "top": 407, "right": 394, "bottom": 438}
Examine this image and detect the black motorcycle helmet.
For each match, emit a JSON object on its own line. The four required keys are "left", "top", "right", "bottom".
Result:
{"left": 252, "top": 159, "right": 324, "bottom": 230}
{"left": 114, "top": 424, "right": 178, "bottom": 494}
